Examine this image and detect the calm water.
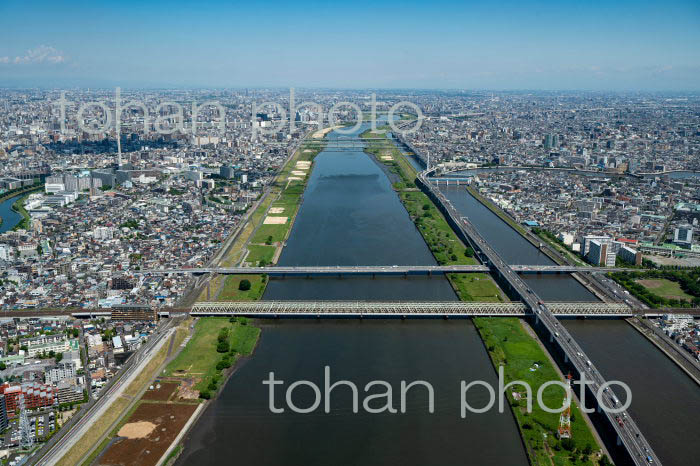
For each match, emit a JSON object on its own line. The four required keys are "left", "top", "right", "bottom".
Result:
{"left": 177, "top": 125, "right": 529, "bottom": 465}
{"left": 564, "top": 320, "right": 700, "bottom": 466}
{"left": 176, "top": 320, "right": 529, "bottom": 466}
{"left": 263, "top": 124, "right": 456, "bottom": 301}
{"left": 438, "top": 181, "right": 700, "bottom": 465}
{"left": 440, "top": 185, "right": 596, "bottom": 301}
{"left": 0, "top": 194, "right": 22, "bottom": 233}
{"left": 177, "top": 126, "right": 699, "bottom": 466}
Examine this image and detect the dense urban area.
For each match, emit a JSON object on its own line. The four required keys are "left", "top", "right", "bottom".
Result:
{"left": 0, "top": 88, "right": 699, "bottom": 465}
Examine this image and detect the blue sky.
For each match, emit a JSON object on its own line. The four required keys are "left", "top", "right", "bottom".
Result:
{"left": 0, "top": 0, "right": 699, "bottom": 90}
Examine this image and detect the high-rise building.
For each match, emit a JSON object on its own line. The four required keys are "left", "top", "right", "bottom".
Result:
{"left": 91, "top": 169, "right": 116, "bottom": 188}
{"left": 582, "top": 235, "right": 612, "bottom": 256}
{"left": 220, "top": 165, "right": 235, "bottom": 179}
{"left": 544, "top": 134, "right": 553, "bottom": 150}
{"left": 63, "top": 174, "right": 78, "bottom": 191}
{"left": 618, "top": 246, "right": 642, "bottom": 266}
{"left": 673, "top": 225, "right": 693, "bottom": 248}
{"left": 587, "top": 240, "right": 616, "bottom": 267}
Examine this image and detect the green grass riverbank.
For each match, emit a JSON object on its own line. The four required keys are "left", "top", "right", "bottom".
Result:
{"left": 0, "top": 183, "right": 43, "bottom": 230}
{"left": 202, "top": 135, "right": 326, "bottom": 302}
{"left": 360, "top": 127, "right": 504, "bottom": 302}
{"left": 364, "top": 133, "right": 609, "bottom": 466}
{"left": 474, "top": 317, "right": 609, "bottom": 466}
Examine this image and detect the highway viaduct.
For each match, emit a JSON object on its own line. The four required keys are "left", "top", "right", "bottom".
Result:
{"left": 413, "top": 153, "right": 661, "bottom": 464}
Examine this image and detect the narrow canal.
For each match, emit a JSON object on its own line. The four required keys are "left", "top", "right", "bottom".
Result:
{"left": 176, "top": 123, "right": 530, "bottom": 466}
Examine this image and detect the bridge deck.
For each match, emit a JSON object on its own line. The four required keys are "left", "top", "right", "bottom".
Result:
{"left": 416, "top": 158, "right": 661, "bottom": 464}
{"left": 141, "top": 265, "right": 635, "bottom": 275}
{"left": 191, "top": 301, "right": 633, "bottom": 317}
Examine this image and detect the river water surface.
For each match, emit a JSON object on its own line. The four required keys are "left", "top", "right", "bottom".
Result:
{"left": 176, "top": 126, "right": 698, "bottom": 466}
{"left": 0, "top": 194, "right": 23, "bottom": 234}
{"left": 176, "top": 124, "right": 529, "bottom": 466}
{"left": 435, "top": 177, "right": 699, "bottom": 466}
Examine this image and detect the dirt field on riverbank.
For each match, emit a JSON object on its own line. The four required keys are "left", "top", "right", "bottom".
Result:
{"left": 97, "top": 402, "right": 197, "bottom": 466}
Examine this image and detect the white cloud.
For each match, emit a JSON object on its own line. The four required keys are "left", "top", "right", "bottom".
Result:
{"left": 3, "top": 45, "right": 66, "bottom": 65}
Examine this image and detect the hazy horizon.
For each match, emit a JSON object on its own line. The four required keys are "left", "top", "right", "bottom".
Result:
{"left": 1, "top": 0, "right": 699, "bottom": 91}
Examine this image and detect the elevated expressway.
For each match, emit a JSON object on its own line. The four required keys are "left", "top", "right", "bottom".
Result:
{"left": 415, "top": 166, "right": 661, "bottom": 465}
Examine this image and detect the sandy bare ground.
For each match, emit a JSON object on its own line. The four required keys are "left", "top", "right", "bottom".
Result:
{"left": 296, "top": 161, "right": 311, "bottom": 167}
{"left": 291, "top": 170, "right": 306, "bottom": 176}
{"left": 117, "top": 421, "right": 156, "bottom": 439}
{"left": 269, "top": 207, "right": 285, "bottom": 214}
{"left": 312, "top": 125, "right": 342, "bottom": 138}
{"left": 645, "top": 254, "right": 700, "bottom": 267}
{"left": 263, "top": 216, "right": 288, "bottom": 225}
{"left": 303, "top": 149, "right": 312, "bottom": 153}
{"left": 287, "top": 176, "right": 302, "bottom": 181}
{"left": 380, "top": 156, "right": 394, "bottom": 160}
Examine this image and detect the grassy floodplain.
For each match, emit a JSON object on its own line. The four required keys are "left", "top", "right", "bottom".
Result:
{"left": 361, "top": 130, "right": 608, "bottom": 465}
{"left": 219, "top": 274, "right": 268, "bottom": 301}
{"left": 164, "top": 317, "right": 260, "bottom": 393}
{"left": 80, "top": 318, "right": 260, "bottom": 465}
{"left": 360, "top": 127, "right": 504, "bottom": 302}
{"left": 474, "top": 318, "right": 608, "bottom": 466}
{"left": 200, "top": 133, "right": 326, "bottom": 301}
{"left": 11, "top": 193, "right": 33, "bottom": 230}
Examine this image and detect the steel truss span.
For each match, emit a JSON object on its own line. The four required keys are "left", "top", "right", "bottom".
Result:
{"left": 190, "top": 301, "right": 633, "bottom": 317}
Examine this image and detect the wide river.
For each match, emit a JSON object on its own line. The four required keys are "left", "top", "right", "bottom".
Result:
{"left": 0, "top": 194, "right": 23, "bottom": 234}
{"left": 176, "top": 125, "right": 699, "bottom": 466}
{"left": 176, "top": 124, "right": 530, "bottom": 466}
